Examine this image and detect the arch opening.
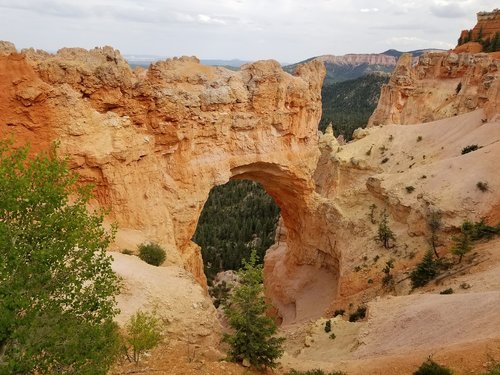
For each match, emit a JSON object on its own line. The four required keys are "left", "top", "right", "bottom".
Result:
{"left": 192, "top": 178, "right": 280, "bottom": 284}
{"left": 190, "top": 161, "right": 341, "bottom": 325}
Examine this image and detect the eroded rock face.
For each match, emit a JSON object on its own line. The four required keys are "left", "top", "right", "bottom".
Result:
{"left": 457, "top": 9, "right": 500, "bottom": 50}
{"left": 0, "top": 43, "right": 327, "bottom": 292}
{"left": 368, "top": 52, "right": 500, "bottom": 126}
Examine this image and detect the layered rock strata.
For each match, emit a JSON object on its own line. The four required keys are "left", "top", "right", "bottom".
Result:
{"left": 368, "top": 52, "right": 499, "bottom": 126}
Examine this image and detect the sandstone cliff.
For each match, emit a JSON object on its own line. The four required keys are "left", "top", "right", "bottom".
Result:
{"left": 456, "top": 9, "right": 500, "bottom": 52}
{"left": 367, "top": 51, "right": 500, "bottom": 126}
{"left": 2, "top": 40, "right": 500, "bottom": 336}
{"left": 0, "top": 42, "right": 326, "bottom": 294}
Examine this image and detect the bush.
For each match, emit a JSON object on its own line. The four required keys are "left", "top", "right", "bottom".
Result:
{"left": 410, "top": 249, "right": 439, "bottom": 288}
{"left": 334, "top": 309, "right": 345, "bottom": 317}
{"left": 138, "top": 243, "right": 166, "bottom": 266}
{"left": 413, "top": 358, "right": 453, "bottom": 375}
{"left": 121, "top": 249, "right": 134, "bottom": 255}
{"left": 348, "top": 306, "right": 367, "bottom": 322}
{"left": 463, "top": 218, "right": 500, "bottom": 241}
{"left": 439, "top": 288, "right": 454, "bottom": 295}
{"left": 417, "top": 136, "right": 423, "bottom": 142}
{"left": 477, "top": 181, "right": 489, "bottom": 192}
{"left": 324, "top": 320, "right": 332, "bottom": 333}
{"left": 406, "top": 186, "right": 415, "bottom": 193}
{"left": 0, "top": 141, "right": 121, "bottom": 374}
{"left": 223, "top": 250, "right": 284, "bottom": 370}
{"left": 461, "top": 144, "right": 480, "bottom": 154}
{"left": 123, "top": 310, "right": 162, "bottom": 364}
{"left": 285, "top": 370, "right": 347, "bottom": 375}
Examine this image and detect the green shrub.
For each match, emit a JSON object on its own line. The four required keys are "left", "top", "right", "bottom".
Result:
{"left": 329, "top": 333, "right": 336, "bottom": 340}
{"left": 121, "top": 249, "right": 134, "bottom": 255}
{"left": 413, "top": 358, "right": 453, "bottom": 375}
{"left": 439, "top": 288, "right": 453, "bottom": 295}
{"left": 464, "top": 218, "right": 500, "bottom": 241}
{"left": 411, "top": 249, "right": 439, "bottom": 288}
{"left": 285, "top": 369, "right": 347, "bottom": 375}
{"left": 461, "top": 144, "right": 480, "bottom": 154}
{"left": 348, "top": 306, "right": 367, "bottom": 322}
{"left": 381, "top": 157, "right": 389, "bottom": 164}
{"left": 324, "top": 320, "right": 332, "bottom": 333}
{"left": 138, "top": 243, "right": 166, "bottom": 266}
{"left": 123, "top": 310, "right": 163, "bottom": 364}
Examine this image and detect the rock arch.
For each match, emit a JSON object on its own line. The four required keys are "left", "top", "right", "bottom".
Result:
{"left": 0, "top": 46, "right": 341, "bottom": 316}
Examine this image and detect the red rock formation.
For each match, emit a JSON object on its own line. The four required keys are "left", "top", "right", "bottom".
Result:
{"left": 368, "top": 51, "right": 500, "bottom": 126}
{"left": 0, "top": 42, "right": 327, "bottom": 291}
{"left": 456, "top": 9, "right": 500, "bottom": 51}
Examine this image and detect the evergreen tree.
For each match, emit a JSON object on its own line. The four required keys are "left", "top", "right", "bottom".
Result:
{"left": 451, "top": 223, "right": 472, "bottom": 263}
{"left": 223, "top": 250, "right": 284, "bottom": 370}
{"left": 410, "top": 249, "right": 439, "bottom": 288}
{"left": 427, "top": 210, "right": 442, "bottom": 258}
{"left": 377, "top": 210, "right": 395, "bottom": 249}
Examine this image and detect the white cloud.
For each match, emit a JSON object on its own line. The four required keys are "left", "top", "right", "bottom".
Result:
{"left": 0, "top": 0, "right": 497, "bottom": 61}
{"left": 197, "top": 14, "right": 227, "bottom": 25}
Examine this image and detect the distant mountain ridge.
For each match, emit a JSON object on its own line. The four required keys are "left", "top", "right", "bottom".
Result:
{"left": 284, "top": 49, "right": 444, "bottom": 83}
{"left": 124, "top": 55, "right": 250, "bottom": 69}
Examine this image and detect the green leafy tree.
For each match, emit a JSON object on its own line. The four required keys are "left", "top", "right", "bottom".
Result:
{"left": 377, "top": 210, "right": 395, "bottom": 249}
{"left": 223, "top": 250, "right": 284, "bottom": 370}
{"left": 0, "top": 141, "right": 120, "bottom": 374}
{"left": 123, "top": 310, "right": 163, "bottom": 364}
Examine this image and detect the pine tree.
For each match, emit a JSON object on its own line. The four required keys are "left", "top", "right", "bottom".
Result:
{"left": 427, "top": 210, "right": 442, "bottom": 258}
{"left": 410, "top": 249, "right": 439, "bottom": 288}
{"left": 377, "top": 210, "right": 395, "bottom": 249}
{"left": 451, "top": 223, "right": 472, "bottom": 263}
{"left": 223, "top": 250, "right": 284, "bottom": 370}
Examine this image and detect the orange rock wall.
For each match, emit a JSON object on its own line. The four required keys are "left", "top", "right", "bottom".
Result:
{"left": 0, "top": 43, "right": 329, "bottom": 290}
{"left": 368, "top": 52, "right": 500, "bottom": 127}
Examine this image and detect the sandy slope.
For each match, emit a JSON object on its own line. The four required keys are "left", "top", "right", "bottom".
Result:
{"left": 280, "top": 238, "right": 500, "bottom": 375}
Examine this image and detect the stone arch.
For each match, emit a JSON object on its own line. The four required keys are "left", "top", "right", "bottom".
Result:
{"left": 0, "top": 46, "right": 339, "bottom": 323}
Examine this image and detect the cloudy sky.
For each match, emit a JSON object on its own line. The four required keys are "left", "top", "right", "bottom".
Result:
{"left": 0, "top": 0, "right": 497, "bottom": 63}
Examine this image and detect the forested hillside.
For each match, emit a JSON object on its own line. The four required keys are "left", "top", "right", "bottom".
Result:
{"left": 193, "top": 180, "right": 280, "bottom": 283}
{"left": 320, "top": 72, "right": 389, "bottom": 138}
